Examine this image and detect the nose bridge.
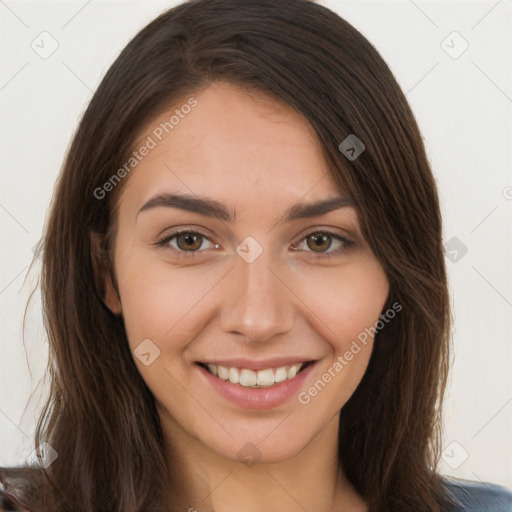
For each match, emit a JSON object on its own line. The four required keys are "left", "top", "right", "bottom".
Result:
{"left": 220, "top": 242, "right": 294, "bottom": 342}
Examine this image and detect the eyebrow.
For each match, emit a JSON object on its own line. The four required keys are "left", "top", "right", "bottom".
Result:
{"left": 137, "top": 192, "right": 355, "bottom": 224}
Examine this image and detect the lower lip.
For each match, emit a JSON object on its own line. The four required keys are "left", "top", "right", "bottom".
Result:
{"left": 196, "top": 362, "right": 317, "bottom": 410}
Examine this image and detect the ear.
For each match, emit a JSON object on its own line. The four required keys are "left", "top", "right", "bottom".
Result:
{"left": 89, "top": 231, "right": 122, "bottom": 315}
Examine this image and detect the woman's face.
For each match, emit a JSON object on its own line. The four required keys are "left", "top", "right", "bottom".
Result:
{"left": 104, "top": 82, "right": 389, "bottom": 463}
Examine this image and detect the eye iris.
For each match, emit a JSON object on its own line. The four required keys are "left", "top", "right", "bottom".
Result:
{"left": 177, "top": 233, "right": 202, "bottom": 251}
{"left": 307, "top": 233, "right": 332, "bottom": 252}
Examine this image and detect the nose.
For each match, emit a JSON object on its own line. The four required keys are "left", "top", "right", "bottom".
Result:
{"left": 220, "top": 246, "right": 295, "bottom": 343}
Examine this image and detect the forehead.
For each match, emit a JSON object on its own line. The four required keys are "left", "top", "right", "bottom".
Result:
{"left": 118, "top": 82, "right": 344, "bottom": 216}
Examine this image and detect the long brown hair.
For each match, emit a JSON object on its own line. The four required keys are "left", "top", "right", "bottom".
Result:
{"left": 2, "top": 0, "right": 454, "bottom": 510}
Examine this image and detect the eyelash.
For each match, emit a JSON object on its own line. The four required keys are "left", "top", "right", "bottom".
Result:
{"left": 154, "top": 229, "right": 355, "bottom": 260}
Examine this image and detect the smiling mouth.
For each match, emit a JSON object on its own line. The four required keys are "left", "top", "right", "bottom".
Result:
{"left": 196, "top": 361, "right": 315, "bottom": 388}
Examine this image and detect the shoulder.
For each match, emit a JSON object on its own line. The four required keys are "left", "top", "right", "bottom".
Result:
{"left": 441, "top": 476, "right": 512, "bottom": 512}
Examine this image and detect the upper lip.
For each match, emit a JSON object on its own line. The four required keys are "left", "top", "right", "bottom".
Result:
{"left": 196, "top": 357, "right": 316, "bottom": 371}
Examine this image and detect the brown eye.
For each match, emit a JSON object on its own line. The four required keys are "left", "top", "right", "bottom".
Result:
{"left": 155, "top": 230, "right": 216, "bottom": 257}
{"left": 176, "top": 233, "right": 203, "bottom": 251}
{"left": 291, "top": 230, "right": 354, "bottom": 258}
{"left": 306, "top": 233, "right": 333, "bottom": 252}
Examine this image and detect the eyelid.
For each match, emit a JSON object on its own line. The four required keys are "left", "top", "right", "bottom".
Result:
{"left": 154, "top": 227, "right": 355, "bottom": 258}
{"left": 154, "top": 228, "right": 218, "bottom": 257}
{"left": 289, "top": 229, "right": 356, "bottom": 262}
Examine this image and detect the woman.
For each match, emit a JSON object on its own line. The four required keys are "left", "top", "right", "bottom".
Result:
{"left": 1, "top": 0, "right": 511, "bottom": 510}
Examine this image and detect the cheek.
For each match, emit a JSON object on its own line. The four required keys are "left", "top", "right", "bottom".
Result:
{"left": 291, "top": 258, "right": 389, "bottom": 352}
{"left": 115, "top": 252, "right": 225, "bottom": 351}
{"left": 118, "top": 249, "right": 389, "bottom": 352}
{"left": 293, "top": 260, "right": 389, "bottom": 412}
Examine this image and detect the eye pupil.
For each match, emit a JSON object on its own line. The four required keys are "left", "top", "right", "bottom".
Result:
{"left": 177, "top": 233, "right": 202, "bottom": 251}
{"left": 307, "top": 233, "right": 332, "bottom": 252}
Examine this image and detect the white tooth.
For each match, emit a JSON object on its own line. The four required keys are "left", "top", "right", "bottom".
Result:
{"left": 240, "top": 369, "right": 257, "bottom": 387}
{"left": 287, "top": 363, "right": 302, "bottom": 379}
{"left": 210, "top": 362, "right": 308, "bottom": 387}
{"left": 217, "top": 365, "right": 229, "bottom": 380}
{"left": 228, "top": 367, "right": 240, "bottom": 384}
{"left": 274, "top": 366, "right": 287, "bottom": 383}
{"left": 256, "top": 368, "right": 275, "bottom": 387}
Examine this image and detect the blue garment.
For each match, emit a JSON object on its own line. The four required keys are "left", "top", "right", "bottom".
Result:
{"left": 1, "top": 471, "right": 511, "bottom": 510}
{"left": 443, "top": 478, "right": 512, "bottom": 512}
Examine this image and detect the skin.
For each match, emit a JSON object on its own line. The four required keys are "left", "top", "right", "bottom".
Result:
{"left": 103, "top": 82, "right": 389, "bottom": 511}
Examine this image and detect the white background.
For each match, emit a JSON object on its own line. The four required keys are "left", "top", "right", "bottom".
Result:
{"left": 0, "top": 0, "right": 511, "bottom": 489}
